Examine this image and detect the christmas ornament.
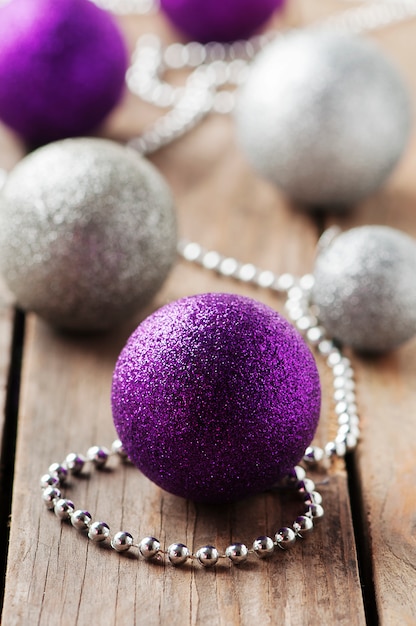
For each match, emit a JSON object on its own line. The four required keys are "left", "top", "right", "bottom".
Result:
{"left": 0, "top": 0, "right": 128, "bottom": 145}
{"left": 312, "top": 226, "right": 416, "bottom": 353}
{"left": 160, "top": 0, "right": 285, "bottom": 43}
{"left": 112, "top": 292, "right": 321, "bottom": 503}
{"left": 41, "top": 447, "right": 325, "bottom": 566}
{"left": 235, "top": 31, "right": 411, "bottom": 208}
{"left": 40, "top": 272, "right": 362, "bottom": 565}
{"left": 0, "top": 138, "right": 176, "bottom": 331}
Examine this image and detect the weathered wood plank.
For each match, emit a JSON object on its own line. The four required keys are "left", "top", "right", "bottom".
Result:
{"left": 327, "top": 191, "right": 416, "bottom": 625}
{"left": 322, "top": 18, "right": 416, "bottom": 624}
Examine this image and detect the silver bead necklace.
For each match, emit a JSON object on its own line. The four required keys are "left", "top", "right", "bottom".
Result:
{"left": 126, "top": 33, "right": 269, "bottom": 154}
{"left": 41, "top": 451, "right": 323, "bottom": 567}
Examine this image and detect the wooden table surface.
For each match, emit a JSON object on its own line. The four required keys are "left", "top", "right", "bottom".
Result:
{"left": 0, "top": 1, "right": 415, "bottom": 624}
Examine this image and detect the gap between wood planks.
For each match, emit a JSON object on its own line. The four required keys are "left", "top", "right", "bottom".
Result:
{"left": 0, "top": 310, "right": 25, "bottom": 614}
{"left": 346, "top": 454, "right": 379, "bottom": 626}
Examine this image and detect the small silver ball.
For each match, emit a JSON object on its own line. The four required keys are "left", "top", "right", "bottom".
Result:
{"left": 138, "top": 536, "right": 161, "bottom": 559}
{"left": 40, "top": 473, "right": 60, "bottom": 489}
{"left": 293, "top": 515, "right": 314, "bottom": 537}
{"left": 304, "top": 491, "right": 323, "bottom": 506}
{"left": 313, "top": 226, "right": 416, "bottom": 352}
{"left": 196, "top": 545, "right": 219, "bottom": 567}
{"left": 297, "top": 478, "right": 316, "bottom": 494}
{"left": 88, "top": 521, "right": 110, "bottom": 542}
{"left": 111, "top": 531, "right": 134, "bottom": 552}
{"left": 42, "top": 486, "right": 61, "bottom": 509}
{"left": 307, "top": 504, "right": 325, "bottom": 519}
{"left": 235, "top": 31, "right": 410, "bottom": 208}
{"left": 253, "top": 536, "right": 274, "bottom": 558}
{"left": 0, "top": 138, "right": 176, "bottom": 330}
{"left": 54, "top": 499, "right": 75, "bottom": 520}
{"left": 280, "top": 465, "right": 306, "bottom": 488}
{"left": 225, "top": 543, "right": 249, "bottom": 564}
{"left": 167, "top": 543, "right": 190, "bottom": 566}
{"left": 48, "top": 463, "right": 68, "bottom": 483}
{"left": 86, "top": 446, "right": 109, "bottom": 468}
{"left": 111, "top": 439, "right": 129, "bottom": 460}
{"left": 275, "top": 527, "right": 297, "bottom": 549}
{"left": 65, "top": 453, "right": 86, "bottom": 475}
{"left": 71, "top": 510, "right": 92, "bottom": 531}
{"left": 303, "top": 446, "right": 324, "bottom": 464}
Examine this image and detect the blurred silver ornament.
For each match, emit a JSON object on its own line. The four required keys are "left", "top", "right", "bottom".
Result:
{"left": 313, "top": 225, "right": 416, "bottom": 352}
{"left": 0, "top": 138, "right": 176, "bottom": 330}
{"left": 235, "top": 31, "right": 411, "bottom": 209}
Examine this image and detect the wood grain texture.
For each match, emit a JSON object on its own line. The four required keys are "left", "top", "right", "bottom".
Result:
{"left": 3, "top": 1, "right": 416, "bottom": 624}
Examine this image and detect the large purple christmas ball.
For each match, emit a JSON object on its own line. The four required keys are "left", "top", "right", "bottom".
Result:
{"left": 0, "top": 0, "right": 128, "bottom": 145}
{"left": 112, "top": 293, "right": 321, "bottom": 503}
{"left": 160, "top": 0, "right": 285, "bottom": 43}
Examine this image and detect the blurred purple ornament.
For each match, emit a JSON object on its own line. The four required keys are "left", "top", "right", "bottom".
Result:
{"left": 112, "top": 293, "right": 320, "bottom": 503}
{"left": 160, "top": 0, "right": 285, "bottom": 43}
{"left": 0, "top": 0, "right": 128, "bottom": 145}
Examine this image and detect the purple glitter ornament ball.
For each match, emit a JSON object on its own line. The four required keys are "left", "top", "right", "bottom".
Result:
{"left": 0, "top": 0, "right": 128, "bottom": 145}
{"left": 160, "top": 0, "right": 285, "bottom": 43}
{"left": 112, "top": 293, "right": 321, "bottom": 503}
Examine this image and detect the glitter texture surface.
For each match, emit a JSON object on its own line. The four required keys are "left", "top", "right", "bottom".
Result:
{"left": 235, "top": 31, "right": 411, "bottom": 208}
{"left": 0, "top": 138, "right": 176, "bottom": 331}
{"left": 313, "top": 226, "right": 416, "bottom": 353}
{"left": 0, "top": 0, "right": 128, "bottom": 145}
{"left": 160, "top": 0, "right": 285, "bottom": 43}
{"left": 112, "top": 293, "right": 321, "bottom": 503}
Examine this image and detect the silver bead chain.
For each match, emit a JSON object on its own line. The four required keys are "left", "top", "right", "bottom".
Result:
{"left": 125, "top": 0, "right": 416, "bottom": 156}
{"left": 41, "top": 446, "right": 323, "bottom": 567}
{"left": 177, "top": 238, "right": 360, "bottom": 462}
{"left": 126, "top": 31, "right": 273, "bottom": 154}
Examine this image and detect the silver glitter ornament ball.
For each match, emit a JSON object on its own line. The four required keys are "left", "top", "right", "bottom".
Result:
{"left": 0, "top": 138, "right": 176, "bottom": 331}
{"left": 313, "top": 226, "right": 416, "bottom": 353}
{"left": 235, "top": 31, "right": 411, "bottom": 208}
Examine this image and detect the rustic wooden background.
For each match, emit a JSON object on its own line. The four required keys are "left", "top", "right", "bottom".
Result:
{"left": 0, "top": 1, "right": 415, "bottom": 624}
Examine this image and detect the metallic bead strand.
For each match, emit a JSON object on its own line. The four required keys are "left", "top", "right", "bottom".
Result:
{"left": 127, "top": 66, "right": 216, "bottom": 155}
{"left": 127, "top": 33, "right": 271, "bottom": 111}
{"left": 40, "top": 444, "right": 324, "bottom": 567}
{"left": 284, "top": 281, "right": 360, "bottom": 462}
{"left": 177, "top": 239, "right": 360, "bottom": 463}
{"left": 126, "top": 32, "right": 275, "bottom": 155}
